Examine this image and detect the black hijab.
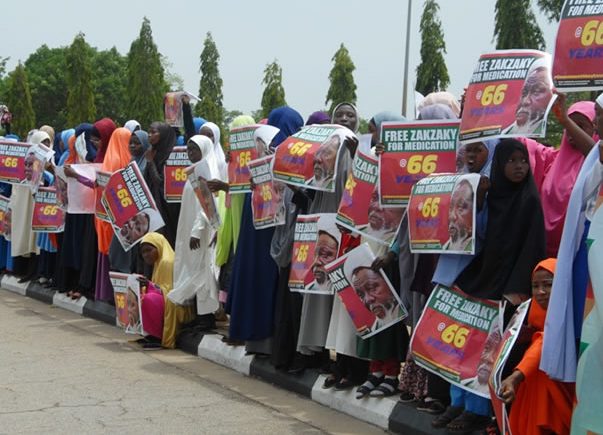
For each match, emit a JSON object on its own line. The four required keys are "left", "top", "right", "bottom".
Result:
{"left": 455, "top": 139, "right": 545, "bottom": 300}
{"left": 149, "top": 121, "right": 177, "bottom": 173}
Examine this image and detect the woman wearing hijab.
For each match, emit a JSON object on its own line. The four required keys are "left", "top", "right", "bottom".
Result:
{"left": 500, "top": 258, "right": 574, "bottom": 435}
{"left": 214, "top": 115, "right": 254, "bottom": 315}
{"left": 199, "top": 121, "right": 228, "bottom": 181}
{"left": 108, "top": 130, "right": 151, "bottom": 275}
{"left": 435, "top": 139, "right": 545, "bottom": 432}
{"left": 305, "top": 111, "right": 331, "bottom": 125}
{"left": 144, "top": 122, "right": 180, "bottom": 247}
{"left": 136, "top": 232, "right": 175, "bottom": 349}
{"left": 10, "top": 131, "right": 49, "bottom": 280}
{"left": 124, "top": 120, "right": 141, "bottom": 133}
{"left": 225, "top": 108, "right": 302, "bottom": 355}
{"left": 91, "top": 118, "right": 116, "bottom": 164}
{"left": 56, "top": 129, "right": 75, "bottom": 166}
{"left": 540, "top": 96, "right": 598, "bottom": 257}
{"left": 56, "top": 124, "right": 95, "bottom": 298}
{"left": 94, "top": 127, "right": 132, "bottom": 301}
{"left": 166, "top": 135, "right": 221, "bottom": 340}
{"left": 294, "top": 103, "right": 360, "bottom": 382}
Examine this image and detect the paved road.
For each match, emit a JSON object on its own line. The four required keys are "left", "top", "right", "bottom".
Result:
{"left": 0, "top": 291, "right": 385, "bottom": 435}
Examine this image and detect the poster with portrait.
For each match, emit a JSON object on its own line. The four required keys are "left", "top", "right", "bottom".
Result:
{"left": 0, "top": 194, "right": 11, "bottom": 239}
{"left": 460, "top": 50, "right": 555, "bottom": 143}
{"left": 272, "top": 124, "right": 354, "bottom": 192}
{"left": 101, "top": 162, "right": 165, "bottom": 251}
{"left": 552, "top": 0, "right": 603, "bottom": 91}
{"left": 164, "top": 91, "right": 184, "bottom": 127}
{"left": 325, "top": 243, "right": 407, "bottom": 339}
{"left": 53, "top": 168, "right": 69, "bottom": 211}
{"left": 0, "top": 141, "right": 54, "bottom": 193}
{"left": 32, "top": 186, "right": 65, "bottom": 232}
{"left": 410, "top": 284, "right": 502, "bottom": 398}
{"left": 337, "top": 149, "right": 405, "bottom": 246}
{"left": 163, "top": 146, "right": 189, "bottom": 202}
{"left": 488, "top": 299, "right": 531, "bottom": 434}
{"left": 289, "top": 213, "right": 342, "bottom": 295}
{"left": 228, "top": 124, "right": 262, "bottom": 193}
{"left": 95, "top": 169, "right": 111, "bottom": 221}
{"left": 185, "top": 159, "right": 221, "bottom": 231}
{"left": 408, "top": 173, "right": 481, "bottom": 254}
{"left": 110, "top": 272, "right": 145, "bottom": 335}
{"left": 379, "top": 120, "right": 458, "bottom": 207}
{"left": 248, "top": 155, "right": 286, "bottom": 230}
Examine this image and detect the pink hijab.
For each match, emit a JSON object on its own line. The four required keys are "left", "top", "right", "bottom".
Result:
{"left": 541, "top": 101, "right": 597, "bottom": 257}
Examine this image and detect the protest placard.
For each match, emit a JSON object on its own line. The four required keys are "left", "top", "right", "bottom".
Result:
{"left": 325, "top": 243, "right": 407, "bottom": 338}
{"left": 248, "top": 155, "right": 285, "bottom": 229}
{"left": 553, "top": 0, "right": 603, "bottom": 91}
{"left": 228, "top": 124, "right": 261, "bottom": 193}
{"left": 163, "top": 146, "right": 189, "bottom": 202}
{"left": 337, "top": 149, "right": 404, "bottom": 246}
{"left": 32, "top": 186, "right": 65, "bottom": 232}
{"left": 110, "top": 272, "right": 145, "bottom": 335}
{"left": 289, "top": 213, "right": 341, "bottom": 294}
{"left": 379, "top": 120, "right": 458, "bottom": 207}
{"left": 272, "top": 124, "right": 354, "bottom": 192}
{"left": 410, "top": 284, "right": 502, "bottom": 398}
{"left": 54, "top": 163, "right": 100, "bottom": 214}
{"left": 185, "top": 159, "right": 220, "bottom": 230}
{"left": 101, "top": 162, "right": 165, "bottom": 251}
{"left": 95, "top": 169, "right": 111, "bottom": 221}
{"left": 488, "top": 299, "right": 531, "bottom": 434}
{"left": 164, "top": 92, "right": 184, "bottom": 127}
{"left": 0, "top": 194, "right": 11, "bottom": 239}
{"left": 460, "top": 50, "right": 555, "bottom": 143}
{"left": 408, "top": 173, "right": 481, "bottom": 254}
{"left": 0, "top": 141, "right": 54, "bottom": 193}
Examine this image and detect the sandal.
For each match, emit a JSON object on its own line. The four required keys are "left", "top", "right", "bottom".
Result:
{"left": 322, "top": 374, "right": 340, "bottom": 389}
{"left": 71, "top": 292, "right": 82, "bottom": 300}
{"left": 355, "top": 374, "right": 384, "bottom": 399}
{"left": 431, "top": 406, "right": 464, "bottom": 428}
{"left": 370, "top": 377, "right": 399, "bottom": 397}
{"left": 334, "top": 378, "right": 356, "bottom": 391}
{"left": 446, "top": 411, "right": 491, "bottom": 433}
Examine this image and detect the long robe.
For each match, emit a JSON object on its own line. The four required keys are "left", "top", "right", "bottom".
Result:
{"left": 10, "top": 185, "right": 38, "bottom": 257}
{"left": 169, "top": 180, "right": 219, "bottom": 315}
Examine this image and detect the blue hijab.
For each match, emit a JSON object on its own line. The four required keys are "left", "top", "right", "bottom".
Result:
{"left": 132, "top": 130, "right": 151, "bottom": 171}
{"left": 74, "top": 123, "right": 96, "bottom": 162}
{"left": 58, "top": 129, "right": 75, "bottom": 166}
{"left": 267, "top": 106, "right": 304, "bottom": 147}
{"left": 193, "top": 117, "right": 207, "bottom": 134}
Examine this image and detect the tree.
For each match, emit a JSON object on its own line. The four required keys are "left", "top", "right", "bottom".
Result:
{"left": 5, "top": 63, "right": 35, "bottom": 138}
{"left": 66, "top": 33, "right": 96, "bottom": 127}
{"left": 196, "top": 32, "right": 225, "bottom": 139}
{"left": 93, "top": 47, "right": 128, "bottom": 125}
{"left": 161, "top": 54, "right": 185, "bottom": 92}
{"left": 23, "top": 45, "right": 68, "bottom": 130}
{"left": 224, "top": 109, "right": 244, "bottom": 127}
{"left": 537, "top": 0, "right": 563, "bottom": 22}
{"left": 325, "top": 44, "right": 357, "bottom": 115}
{"left": 127, "top": 17, "right": 167, "bottom": 129}
{"left": 415, "top": 0, "right": 450, "bottom": 96}
{"left": 494, "top": 0, "right": 546, "bottom": 50}
{"left": 260, "top": 60, "right": 287, "bottom": 119}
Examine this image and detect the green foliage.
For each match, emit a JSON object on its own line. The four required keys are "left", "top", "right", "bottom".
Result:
{"left": 224, "top": 109, "right": 244, "bottom": 127}
{"left": 196, "top": 32, "right": 225, "bottom": 139}
{"left": 325, "top": 44, "right": 357, "bottom": 115}
{"left": 127, "top": 17, "right": 167, "bottom": 129}
{"left": 260, "top": 60, "right": 287, "bottom": 119}
{"left": 416, "top": 0, "right": 450, "bottom": 96}
{"left": 537, "top": 0, "right": 563, "bottom": 22}
{"left": 22, "top": 45, "right": 69, "bottom": 129}
{"left": 543, "top": 92, "right": 593, "bottom": 147}
{"left": 494, "top": 0, "right": 546, "bottom": 50}
{"left": 161, "top": 54, "right": 185, "bottom": 92}
{"left": 5, "top": 63, "right": 35, "bottom": 138}
{"left": 66, "top": 33, "right": 96, "bottom": 127}
{"left": 358, "top": 118, "right": 370, "bottom": 134}
{"left": 251, "top": 109, "right": 263, "bottom": 122}
{"left": 93, "top": 47, "right": 128, "bottom": 125}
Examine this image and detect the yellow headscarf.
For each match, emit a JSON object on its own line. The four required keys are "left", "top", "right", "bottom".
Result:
{"left": 141, "top": 232, "right": 174, "bottom": 297}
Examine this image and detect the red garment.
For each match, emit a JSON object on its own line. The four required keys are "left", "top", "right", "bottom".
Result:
{"left": 92, "top": 118, "right": 116, "bottom": 163}
{"left": 509, "top": 258, "right": 575, "bottom": 435}
{"left": 369, "top": 358, "right": 399, "bottom": 376}
{"left": 141, "top": 282, "right": 165, "bottom": 339}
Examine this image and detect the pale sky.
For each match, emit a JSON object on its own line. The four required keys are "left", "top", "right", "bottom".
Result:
{"left": 2, "top": 0, "right": 558, "bottom": 121}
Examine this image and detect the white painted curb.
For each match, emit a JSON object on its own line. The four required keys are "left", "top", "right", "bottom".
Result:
{"left": 197, "top": 334, "right": 253, "bottom": 376}
{"left": 52, "top": 292, "right": 87, "bottom": 315}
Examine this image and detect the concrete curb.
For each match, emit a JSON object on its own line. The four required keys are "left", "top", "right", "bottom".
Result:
{"left": 1, "top": 276, "right": 478, "bottom": 434}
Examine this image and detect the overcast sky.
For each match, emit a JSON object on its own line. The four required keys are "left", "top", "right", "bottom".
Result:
{"left": 2, "top": 0, "right": 558, "bottom": 121}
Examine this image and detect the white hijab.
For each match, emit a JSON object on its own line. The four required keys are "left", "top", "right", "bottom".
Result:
{"left": 201, "top": 122, "right": 227, "bottom": 180}
{"left": 188, "top": 134, "right": 223, "bottom": 182}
